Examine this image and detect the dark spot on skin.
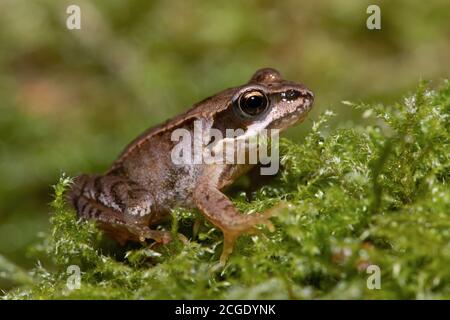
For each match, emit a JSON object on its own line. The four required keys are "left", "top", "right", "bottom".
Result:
{"left": 163, "top": 172, "right": 177, "bottom": 191}
{"left": 79, "top": 177, "right": 88, "bottom": 194}
{"left": 107, "top": 166, "right": 126, "bottom": 176}
{"left": 71, "top": 195, "right": 79, "bottom": 211}
{"left": 224, "top": 203, "right": 234, "bottom": 211}
{"left": 212, "top": 106, "right": 248, "bottom": 133}
{"left": 93, "top": 209, "right": 101, "bottom": 218}
{"left": 128, "top": 187, "right": 148, "bottom": 200}
{"left": 88, "top": 206, "right": 96, "bottom": 217}
{"left": 110, "top": 181, "right": 127, "bottom": 211}
{"left": 80, "top": 202, "right": 88, "bottom": 215}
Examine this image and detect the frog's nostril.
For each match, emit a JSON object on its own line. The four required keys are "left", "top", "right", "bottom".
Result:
{"left": 286, "top": 90, "right": 300, "bottom": 100}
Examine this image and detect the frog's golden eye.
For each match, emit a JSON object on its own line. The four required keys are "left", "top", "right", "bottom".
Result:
{"left": 237, "top": 90, "right": 269, "bottom": 117}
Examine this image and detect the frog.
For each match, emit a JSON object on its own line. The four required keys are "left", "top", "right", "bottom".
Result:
{"left": 69, "top": 68, "right": 314, "bottom": 264}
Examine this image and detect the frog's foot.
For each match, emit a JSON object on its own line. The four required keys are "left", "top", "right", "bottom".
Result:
{"left": 194, "top": 175, "right": 279, "bottom": 265}
{"left": 192, "top": 218, "right": 202, "bottom": 239}
{"left": 121, "top": 223, "right": 171, "bottom": 244}
{"left": 127, "top": 223, "right": 189, "bottom": 245}
{"left": 176, "top": 233, "right": 189, "bottom": 244}
{"left": 219, "top": 212, "right": 275, "bottom": 265}
{"left": 142, "top": 229, "right": 173, "bottom": 244}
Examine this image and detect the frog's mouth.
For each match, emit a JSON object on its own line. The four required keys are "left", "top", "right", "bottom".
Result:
{"left": 271, "top": 97, "right": 314, "bottom": 130}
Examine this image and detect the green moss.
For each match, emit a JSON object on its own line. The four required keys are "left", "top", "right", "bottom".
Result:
{"left": 2, "top": 80, "right": 449, "bottom": 299}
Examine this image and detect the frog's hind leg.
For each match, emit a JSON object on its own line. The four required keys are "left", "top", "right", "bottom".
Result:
{"left": 69, "top": 174, "right": 171, "bottom": 245}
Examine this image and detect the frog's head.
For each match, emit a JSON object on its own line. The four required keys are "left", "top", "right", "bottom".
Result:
{"left": 200, "top": 68, "right": 314, "bottom": 171}
{"left": 208, "top": 68, "right": 314, "bottom": 138}
{"left": 233, "top": 68, "right": 314, "bottom": 132}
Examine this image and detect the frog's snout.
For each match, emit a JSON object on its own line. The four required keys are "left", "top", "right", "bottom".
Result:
{"left": 298, "top": 87, "right": 314, "bottom": 111}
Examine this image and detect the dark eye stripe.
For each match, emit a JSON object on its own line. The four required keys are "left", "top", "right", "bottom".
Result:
{"left": 281, "top": 90, "right": 301, "bottom": 101}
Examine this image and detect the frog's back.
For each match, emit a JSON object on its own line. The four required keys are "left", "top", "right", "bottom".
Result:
{"left": 109, "top": 86, "right": 236, "bottom": 174}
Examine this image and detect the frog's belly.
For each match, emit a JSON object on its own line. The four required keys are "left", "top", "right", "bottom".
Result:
{"left": 150, "top": 163, "right": 203, "bottom": 211}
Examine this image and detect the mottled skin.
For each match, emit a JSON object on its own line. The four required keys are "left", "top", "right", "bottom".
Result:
{"left": 69, "top": 68, "right": 314, "bottom": 264}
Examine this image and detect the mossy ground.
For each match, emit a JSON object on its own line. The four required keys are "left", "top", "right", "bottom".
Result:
{"left": 1, "top": 81, "right": 449, "bottom": 299}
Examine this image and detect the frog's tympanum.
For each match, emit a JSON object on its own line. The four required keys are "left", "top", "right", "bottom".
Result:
{"left": 70, "top": 68, "right": 314, "bottom": 264}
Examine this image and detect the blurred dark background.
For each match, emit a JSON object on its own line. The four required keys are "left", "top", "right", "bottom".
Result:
{"left": 0, "top": 0, "right": 449, "bottom": 288}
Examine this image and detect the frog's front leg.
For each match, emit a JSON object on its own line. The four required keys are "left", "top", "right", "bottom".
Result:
{"left": 193, "top": 167, "right": 274, "bottom": 265}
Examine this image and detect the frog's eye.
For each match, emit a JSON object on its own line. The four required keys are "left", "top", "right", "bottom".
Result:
{"left": 237, "top": 90, "right": 269, "bottom": 117}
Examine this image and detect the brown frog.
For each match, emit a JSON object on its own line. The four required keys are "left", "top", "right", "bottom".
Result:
{"left": 69, "top": 68, "right": 314, "bottom": 264}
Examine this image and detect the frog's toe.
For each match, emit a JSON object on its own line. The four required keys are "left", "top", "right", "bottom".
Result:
{"left": 240, "top": 212, "right": 276, "bottom": 234}
{"left": 135, "top": 228, "right": 172, "bottom": 244}
{"left": 220, "top": 230, "right": 240, "bottom": 266}
{"left": 176, "top": 233, "right": 189, "bottom": 244}
{"left": 259, "top": 217, "right": 275, "bottom": 233}
{"left": 218, "top": 214, "right": 275, "bottom": 265}
{"left": 149, "top": 230, "right": 172, "bottom": 244}
{"left": 159, "top": 231, "right": 173, "bottom": 244}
